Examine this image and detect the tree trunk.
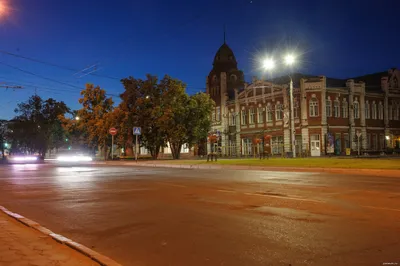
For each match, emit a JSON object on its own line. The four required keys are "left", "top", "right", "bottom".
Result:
{"left": 150, "top": 145, "right": 160, "bottom": 160}
{"left": 103, "top": 140, "right": 107, "bottom": 161}
{"left": 171, "top": 143, "right": 182, "bottom": 160}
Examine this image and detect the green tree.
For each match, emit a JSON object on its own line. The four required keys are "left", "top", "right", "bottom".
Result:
{"left": 120, "top": 75, "right": 214, "bottom": 160}
{"left": 9, "top": 95, "right": 69, "bottom": 156}
{"left": 120, "top": 75, "right": 169, "bottom": 159}
{"left": 75, "top": 84, "right": 114, "bottom": 160}
{"left": 0, "top": 120, "right": 7, "bottom": 159}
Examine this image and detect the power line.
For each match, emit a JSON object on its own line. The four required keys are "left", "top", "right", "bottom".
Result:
{"left": 0, "top": 49, "right": 121, "bottom": 81}
{"left": 0, "top": 61, "right": 84, "bottom": 90}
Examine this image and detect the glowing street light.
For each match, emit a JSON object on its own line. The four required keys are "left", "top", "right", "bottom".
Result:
{"left": 75, "top": 116, "right": 80, "bottom": 121}
{"left": 284, "top": 54, "right": 296, "bottom": 66}
{"left": 0, "top": 0, "right": 10, "bottom": 20}
{"left": 262, "top": 58, "right": 275, "bottom": 71}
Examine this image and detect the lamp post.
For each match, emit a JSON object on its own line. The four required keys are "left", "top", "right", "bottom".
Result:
{"left": 262, "top": 54, "right": 297, "bottom": 158}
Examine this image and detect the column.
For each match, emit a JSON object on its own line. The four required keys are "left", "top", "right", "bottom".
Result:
{"left": 300, "top": 78, "right": 309, "bottom": 152}
{"left": 347, "top": 80, "right": 356, "bottom": 150}
{"left": 321, "top": 77, "right": 327, "bottom": 155}
{"left": 283, "top": 86, "right": 290, "bottom": 152}
{"left": 360, "top": 82, "right": 367, "bottom": 149}
{"left": 234, "top": 89, "right": 241, "bottom": 156}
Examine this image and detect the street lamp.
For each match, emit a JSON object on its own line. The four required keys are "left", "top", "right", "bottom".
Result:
{"left": 262, "top": 53, "right": 298, "bottom": 158}
{"left": 75, "top": 116, "right": 80, "bottom": 121}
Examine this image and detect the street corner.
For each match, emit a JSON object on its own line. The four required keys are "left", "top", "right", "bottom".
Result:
{"left": 0, "top": 206, "right": 122, "bottom": 266}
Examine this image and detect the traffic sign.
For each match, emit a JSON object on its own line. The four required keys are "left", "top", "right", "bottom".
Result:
{"left": 109, "top": 128, "right": 117, "bottom": 136}
{"left": 133, "top": 127, "right": 141, "bottom": 135}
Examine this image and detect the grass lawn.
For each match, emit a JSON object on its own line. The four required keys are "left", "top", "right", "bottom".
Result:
{"left": 162, "top": 158, "right": 400, "bottom": 170}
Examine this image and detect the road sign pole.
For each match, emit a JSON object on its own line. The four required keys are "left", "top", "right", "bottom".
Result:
{"left": 135, "top": 135, "right": 138, "bottom": 162}
{"left": 112, "top": 135, "right": 114, "bottom": 160}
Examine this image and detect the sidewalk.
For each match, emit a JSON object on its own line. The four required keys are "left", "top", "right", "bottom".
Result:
{"left": 0, "top": 210, "right": 100, "bottom": 266}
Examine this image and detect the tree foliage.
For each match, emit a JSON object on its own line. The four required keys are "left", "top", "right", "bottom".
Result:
{"left": 8, "top": 95, "right": 69, "bottom": 156}
{"left": 73, "top": 84, "right": 114, "bottom": 160}
{"left": 120, "top": 75, "right": 214, "bottom": 159}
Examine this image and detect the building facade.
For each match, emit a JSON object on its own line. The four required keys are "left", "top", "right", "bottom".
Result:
{"left": 207, "top": 42, "right": 400, "bottom": 156}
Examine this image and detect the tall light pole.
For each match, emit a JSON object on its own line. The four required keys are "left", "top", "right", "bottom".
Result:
{"left": 262, "top": 54, "right": 297, "bottom": 158}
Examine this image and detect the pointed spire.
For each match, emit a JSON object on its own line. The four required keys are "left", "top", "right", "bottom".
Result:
{"left": 223, "top": 24, "right": 226, "bottom": 44}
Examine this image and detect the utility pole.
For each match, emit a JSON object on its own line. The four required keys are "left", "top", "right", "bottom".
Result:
{"left": 289, "top": 78, "right": 296, "bottom": 158}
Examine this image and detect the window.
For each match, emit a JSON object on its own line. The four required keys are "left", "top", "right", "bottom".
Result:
{"left": 326, "top": 99, "right": 332, "bottom": 117}
{"left": 344, "top": 133, "right": 350, "bottom": 149}
{"left": 249, "top": 108, "right": 255, "bottom": 124}
{"left": 342, "top": 100, "right": 348, "bottom": 118}
{"left": 266, "top": 104, "right": 273, "bottom": 122}
{"left": 230, "top": 74, "right": 237, "bottom": 82}
{"left": 241, "top": 110, "right": 247, "bottom": 125}
{"left": 334, "top": 100, "right": 340, "bottom": 118}
{"left": 389, "top": 105, "right": 392, "bottom": 120}
{"left": 211, "top": 110, "right": 215, "bottom": 121}
{"left": 366, "top": 133, "right": 371, "bottom": 149}
{"left": 230, "top": 112, "right": 236, "bottom": 126}
{"left": 378, "top": 102, "right": 383, "bottom": 120}
{"left": 353, "top": 101, "right": 359, "bottom": 119}
{"left": 396, "top": 105, "right": 400, "bottom": 120}
{"left": 294, "top": 100, "right": 299, "bottom": 118}
{"left": 372, "top": 101, "right": 377, "bottom": 119}
{"left": 272, "top": 136, "right": 284, "bottom": 155}
{"left": 372, "top": 134, "right": 377, "bottom": 150}
{"left": 257, "top": 107, "right": 263, "bottom": 123}
{"left": 275, "top": 103, "right": 282, "bottom": 120}
{"left": 309, "top": 98, "right": 319, "bottom": 117}
{"left": 365, "top": 101, "right": 370, "bottom": 119}
{"left": 379, "top": 134, "right": 385, "bottom": 150}
{"left": 216, "top": 107, "right": 221, "bottom": 121}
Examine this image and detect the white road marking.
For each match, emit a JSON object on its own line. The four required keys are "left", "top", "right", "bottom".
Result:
{"left": 243, "top": 192, "right": 324, "bottom": 203}
{"left": 362, "top": 205, "right": 400, "bottom": 212}
{"left": 217, "top": 189, "right": 236, "bottom": 193}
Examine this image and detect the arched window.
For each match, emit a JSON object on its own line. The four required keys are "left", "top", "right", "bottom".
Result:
{"left": 342, "top": 99, "right": 348, "bottom": 118}
{"left": 266, "top": 104, "right": 273, "bottom": 122}
{"left": 334, "top": 99, "right": 340, "bottom": 118}
{"left": 372, "top": 101, "right": 377, "bottom": 119}
{"left": 275, "top": 102, "right": 283, "bottom": 120}
{"left": 378, "top": 102, "right": 384, "bottom": 120}
{"left": 309, "top": 98, "right": 319, "bottom": 117}
{"left": 365, "top": 101, "right": 370, "bottom": 119}
{"left": 353, "top": 99, "right": 359, "bottom": 119}
{"left": 326, "top": 98, "right": 332, "bottom": 117}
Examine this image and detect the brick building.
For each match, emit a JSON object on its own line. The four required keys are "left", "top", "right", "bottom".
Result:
{"left": 206, "top": 42, "right": 400, "bottom": 156}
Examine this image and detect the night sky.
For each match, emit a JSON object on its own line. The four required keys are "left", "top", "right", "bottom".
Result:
{"left": 0, "top": 0, "right": 399, "bottom": 119}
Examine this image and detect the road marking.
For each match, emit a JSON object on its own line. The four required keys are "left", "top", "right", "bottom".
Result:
{"left": 362, "top": 205, "right": 400, "bottom": 212}
{"left": 156, "top": 182, "right": 187, "bottom": 188}
{"left": 217, "top": 189, "right": 236, "bottom": 193}
{"left": 243, "top": 192, "right": 324, "bottom": 203}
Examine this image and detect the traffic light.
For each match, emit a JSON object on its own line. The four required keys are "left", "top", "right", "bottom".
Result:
{"left": 65, "top": 138, "right": 69, "bottom": 142}
{"left": 68, "top": 146, "right": 71, "bottom": 150}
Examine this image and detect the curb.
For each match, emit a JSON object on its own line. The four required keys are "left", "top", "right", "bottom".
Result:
{"left": 0, "top": 206, "right": 121, "bottom": 266}
{"left": 114, "top": 162, "right": 400, "bottom": 178}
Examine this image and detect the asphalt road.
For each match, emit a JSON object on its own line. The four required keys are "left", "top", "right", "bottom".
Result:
{"left": 0, "top": 163, "right": 399, "bottom": 266}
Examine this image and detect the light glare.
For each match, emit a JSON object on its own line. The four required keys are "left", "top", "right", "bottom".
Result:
{"left": 284, "top": 54, "right": 296, "bottom": 66}
{"left": 262, "top": 58, "right": 275, "bottom": 70}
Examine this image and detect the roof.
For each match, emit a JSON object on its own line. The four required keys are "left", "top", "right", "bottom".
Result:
{"left": 211, "top": 43, "right": 238, "bottom": 73}
{"left": 270, "top": 71, "right": 390, "bottom": 93}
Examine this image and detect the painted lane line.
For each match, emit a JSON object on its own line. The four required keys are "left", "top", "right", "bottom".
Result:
{"left": 362, "top": 205, "right": 400, "bottom": 212}
{"left": 243, "top": 192, "right": 325, "bottom": 203}
{"left": 217, "top": 189, "right": 236, "bottom": 193}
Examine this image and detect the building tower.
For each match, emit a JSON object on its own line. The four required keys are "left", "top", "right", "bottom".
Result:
{"left": 206, "top": 40, "right": 244, "bottom": 155}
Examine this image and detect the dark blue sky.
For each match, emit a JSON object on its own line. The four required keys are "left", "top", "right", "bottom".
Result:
{"left": 0, "top": 0, "right": 399, "bottom": 119}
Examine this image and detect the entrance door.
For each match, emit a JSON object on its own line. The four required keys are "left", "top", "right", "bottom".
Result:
{"left": 310, "top": 134, "right": 321, "bottom": 157}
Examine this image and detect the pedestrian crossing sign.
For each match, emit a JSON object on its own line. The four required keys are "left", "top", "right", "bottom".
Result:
{"left": 133, "top": 127, "right": 141, "bottom": 135}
